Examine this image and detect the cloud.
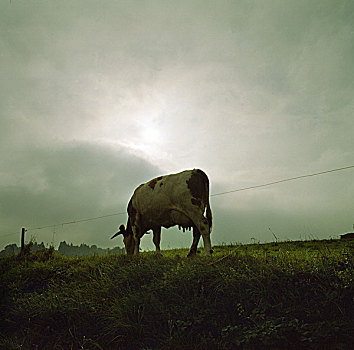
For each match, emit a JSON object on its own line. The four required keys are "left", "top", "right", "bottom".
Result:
{"left": 0, "top": 141, "right": 161, "bottom": 248}
{"left": 0, "top": 0, "right": 353, "bottom": 250}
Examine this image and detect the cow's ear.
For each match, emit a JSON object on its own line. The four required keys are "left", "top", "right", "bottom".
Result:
{"left": 111, "top": 224, "right": 126, "bottom": 239}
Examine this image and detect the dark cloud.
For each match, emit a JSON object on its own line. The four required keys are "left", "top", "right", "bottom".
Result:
{"left": 0, "top": 142, "right": 160, "bottom": 248}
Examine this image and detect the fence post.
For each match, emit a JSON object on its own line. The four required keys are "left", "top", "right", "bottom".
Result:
{"left": 21, "top": 227, "right": 26, "bottom": 253}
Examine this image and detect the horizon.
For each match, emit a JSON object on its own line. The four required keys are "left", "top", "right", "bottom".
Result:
{"left": 2, "top": 230, "right": 353, "bottom": 253}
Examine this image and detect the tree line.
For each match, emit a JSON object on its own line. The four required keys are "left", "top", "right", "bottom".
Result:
{"left": 0, "top": 241, "right": 124, "bottom": 257}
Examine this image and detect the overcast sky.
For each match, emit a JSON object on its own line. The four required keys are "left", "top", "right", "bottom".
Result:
{"left": 1, "top": 0, "right": 353, "bottom": 252}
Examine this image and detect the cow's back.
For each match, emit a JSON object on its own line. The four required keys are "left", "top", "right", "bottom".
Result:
{"left": 130, "top": 169, "right": 209, "bottom": 229}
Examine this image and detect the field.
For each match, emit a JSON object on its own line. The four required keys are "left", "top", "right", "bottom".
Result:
{"left": 0, "top": 239, "right": 353, "bottom": 350}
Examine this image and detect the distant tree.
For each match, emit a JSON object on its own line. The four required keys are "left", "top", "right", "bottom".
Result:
{"left": 1, "top": 241, "right": 124, "bottom": 257}
{"left": 1, "top": 244, "right": 19, "bottom": 256}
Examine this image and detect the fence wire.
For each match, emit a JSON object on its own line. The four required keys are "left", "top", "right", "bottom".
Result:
{"left": 1, "top": 164, "right": 353, "bottom": 240}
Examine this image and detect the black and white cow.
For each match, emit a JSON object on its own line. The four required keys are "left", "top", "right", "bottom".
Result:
{"left": 111, "top": 169, "right": 213, "bottom": 257}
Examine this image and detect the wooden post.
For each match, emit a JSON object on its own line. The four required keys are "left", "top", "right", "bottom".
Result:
{"left": 21, "top": 227, "right": 26, "bottom": 253}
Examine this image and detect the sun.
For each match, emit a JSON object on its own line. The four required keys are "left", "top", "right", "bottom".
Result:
{"left": 99, "top": 99, "right": 169, "bottom": 163}
{"left": 133, "top": 110, "right": 164, "bottom": 145}
{"left": 119, "top": 112, "right": 167, "bottom": 162}
{"left": 140, "top": 124, "right": 162, "bottom": 142}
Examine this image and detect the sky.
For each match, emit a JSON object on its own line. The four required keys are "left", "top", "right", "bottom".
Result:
{"left": 1, "top": 0, "right": 353, "bottom": 252}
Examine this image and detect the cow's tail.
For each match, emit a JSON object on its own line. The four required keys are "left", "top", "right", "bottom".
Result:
{"left": 206, "top": 201, "right": 212, "bottom": 230}
{"left": 204, "top": 173, "right": 212, "bottom": 230}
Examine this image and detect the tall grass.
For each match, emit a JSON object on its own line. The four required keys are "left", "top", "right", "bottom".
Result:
{"left": 0, "top": 239, "right": 353, "bottom": 349}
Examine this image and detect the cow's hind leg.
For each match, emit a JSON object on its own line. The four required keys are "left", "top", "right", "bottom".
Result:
{"left": 152, "top": 227, "right": 162, "bottom": 254}
{"left": 187, "top": 227, "right": 201, "bottom": 258}
{"left": 193, "top": 217, "right": 212, "bottom": 256}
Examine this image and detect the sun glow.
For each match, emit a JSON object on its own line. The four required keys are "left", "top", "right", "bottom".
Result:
{"left": 102, "top": 108, "right": 169, "bottom": 164}
{"left": 97, "top": 93, "right": 174, "bottom": 167}
{"left": 139, "top": 121, "right": 162, "bottom": 143}
{"left": 130, "top": 115, "right": 168, "bottom": 161}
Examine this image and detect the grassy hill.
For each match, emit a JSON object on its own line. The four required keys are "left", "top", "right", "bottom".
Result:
{"left": 0, "top": 239, "right": 353, "bottom": 349}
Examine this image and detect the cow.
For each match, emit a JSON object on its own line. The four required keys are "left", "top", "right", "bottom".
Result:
{"left": 111, "top": 169, "right": 213, "bottom": 257}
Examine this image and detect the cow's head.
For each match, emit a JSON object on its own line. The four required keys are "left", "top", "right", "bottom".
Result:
{"left": 111, "top": 224, "right": 134, "bottom": 255}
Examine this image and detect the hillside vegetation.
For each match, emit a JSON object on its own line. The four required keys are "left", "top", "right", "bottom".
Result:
{"left": 0, "top": 239, "right": 353, "bottom": 349}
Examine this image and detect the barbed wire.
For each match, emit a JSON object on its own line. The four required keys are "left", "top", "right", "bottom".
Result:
{"left": 0, "top": 231, "right": 19, "bottom": 238}
{"left": 27, "top": 212, "right": 127, "bottom": 231}
{"left": 0, "top": 212, "right": 127, "bottom": 240}
{"left": 0, "top": 164, "right": 353, "bottom": 239}
{"left": 210, "top": 165, "right": 354, "bottom": 197}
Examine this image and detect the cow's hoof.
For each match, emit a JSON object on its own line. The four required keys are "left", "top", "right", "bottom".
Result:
{"left": 187, "top": 252, "right": 196, "bottom": 258}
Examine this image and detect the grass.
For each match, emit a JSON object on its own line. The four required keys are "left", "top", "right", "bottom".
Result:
{"left": 0, "top": 239, "right": 353, "bottom": 349}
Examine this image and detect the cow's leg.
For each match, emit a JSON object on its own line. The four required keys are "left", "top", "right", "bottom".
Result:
{"left": 134, "top": 237, "right": 140, "bottom": 255}
{"left": 193, "top": 216, "right": 212, "bottom": 256}
{"left": 131, "top": 224, "right": 141, "bottom": 255}
{"left": 187, "top": 226, "right": 201, "bottom": 258}
{"left": 152, "top": 227, "right": 161, "bottom": 253}
{"left": 201, "top": 232, "right": 212, "bottom": 256}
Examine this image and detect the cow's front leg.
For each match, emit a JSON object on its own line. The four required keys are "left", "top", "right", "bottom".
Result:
{"left": 133, "top": 236, "right": 140, "bottom": 255}
{"left": 131, "top": 225, "right": 141, "bottom": 255}
{"left": 152, "top": 227, "right": 161, "bottom": 253}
